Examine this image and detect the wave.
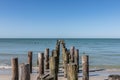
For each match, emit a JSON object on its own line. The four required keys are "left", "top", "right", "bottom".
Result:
{"left": 0, "top": 64, "right": 11, "bottom": 69}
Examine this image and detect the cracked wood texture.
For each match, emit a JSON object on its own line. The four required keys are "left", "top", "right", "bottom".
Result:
{"left": 20, "top": 63, "right": 30, "bottom": 80}
{"left": 45, "top": 48, "right": 49, "bottom": 70}
{"left": 11, "top": 57, "right": 19, "bottom": 80}
{"left": 82, "top": 55, "right": 89, "bottom": 80}
{"left": 38, "top": 53, "right": 44, "bottom": 76}
{"left": 67, "top": 63, "right": 78, "bottom": 80}
{"left": 28, "top": 51, "right": 32, "bottom": 73}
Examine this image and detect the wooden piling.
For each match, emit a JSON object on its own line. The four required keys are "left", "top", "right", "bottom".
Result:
{"left": 67, "top": 63, "right": 78, "bottom": 80}
{"left": 51, "top": 50, "right": 54, "bottom": 57}
{"left": 11, "top": 57, "right": 19, "bottom": 80}
{"left": 28, "top": 51, "right": 32, "bottom": 73}
{"left": 64, "top": 49, "right": 69, "bottom": 78}
{"left": 52, "top": 49, "right": 59, "bottom": 58}
{"left": 60, "top": 40, "right": 64, "bottom": 44}
{"left": 50, "top": 56, "right": 58, "bottom": 80}
{"left": 61, "top": 40, "right": 66, "bottom": 48}
{"left": 45, "top": 48, "right": 49, "bottom": 69}
{"left": 62, "top": 47, "right": 65, "bottom": 66}
{"left": 56, "top": 40, "right": 60, "bottom": 46}
{"left": 56, "top": 44, "right": 60, "bottom": 56}
{"left": 108, "top": 75, "right": 120, "bottom": 80}
{"left": 70, "top": 46, "right": 75, "bottom": 63}
{"left": 74, "top": 49, "right": 79, "bottom": 72}
{"left": 55, "top": 45, "right": 60, "bottom": 73}
{"left": 52, "top": 49, "right": 59, "bottom": 73}
{"left": 62, "top": 43, "right": 66, "bottom": 48}
{"left": 62, "top": 48, "right": 66, "bottom": 68}
{"left": 20, "top": 63, "right": 30, "bottom": 80}
{"left": 82, "top": 55, "right": 89, "bottom": 80}
{"left": 38, "top": 53, "right": 44, "bottom": 76}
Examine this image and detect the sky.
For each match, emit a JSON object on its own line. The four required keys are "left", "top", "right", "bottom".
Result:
{"left": 0, "top": 0, "right": 120, "bottom": 38}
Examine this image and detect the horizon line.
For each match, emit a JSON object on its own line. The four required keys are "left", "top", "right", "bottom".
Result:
{"left": 0, "top": 37, "right": 120, "bottom": 39}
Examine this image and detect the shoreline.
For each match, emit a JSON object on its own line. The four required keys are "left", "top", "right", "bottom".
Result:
{"left": 1, "top": 67, "right": 120, "bottom": 80}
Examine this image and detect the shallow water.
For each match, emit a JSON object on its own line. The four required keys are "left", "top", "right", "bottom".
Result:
{"left": 0, "top": 38, "right": 120, "bottom": 68}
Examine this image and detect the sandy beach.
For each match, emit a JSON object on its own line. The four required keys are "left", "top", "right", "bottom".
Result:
{"left": 0, "top": 74, "right": 106, "bottom": 80}
{"left": 0, "top": 75, "right": 106, "bottom": 80}
{"left": 1, "top": 67, "right": 120, "bottom": 80}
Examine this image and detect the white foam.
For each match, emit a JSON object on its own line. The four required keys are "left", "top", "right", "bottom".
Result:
{"left": 0, "top": 64, "right": 11, "bottom": 69}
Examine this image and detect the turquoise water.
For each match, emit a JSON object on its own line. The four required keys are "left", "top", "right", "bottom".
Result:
{"left": 0, "top": 38, "right": 120, "bottom": 68}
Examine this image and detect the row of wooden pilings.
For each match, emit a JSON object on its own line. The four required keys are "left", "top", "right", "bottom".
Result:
{"left": 11, "top": 40, "right": 89, "bottom": 80}
{"left": 11, "top": 40, "right": 120, "bottom": 80}
{"left": 61, "top": 40, "right": 89, "bottom": 80}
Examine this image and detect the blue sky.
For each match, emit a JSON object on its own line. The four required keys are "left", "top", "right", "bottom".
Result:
{"left": 0, "top": 0, "right": 120, "bottom": 38}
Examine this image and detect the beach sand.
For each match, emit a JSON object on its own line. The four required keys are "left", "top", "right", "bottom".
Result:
{"left": 1, "top": 68, "right": 120, "bottom": 80}
{"left": 0, "top": 74, "right": 106, "bottom": 80}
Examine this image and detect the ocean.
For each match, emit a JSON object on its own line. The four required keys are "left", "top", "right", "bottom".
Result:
{"left": 0, "top": 38, "right": 120, "bottom": 69}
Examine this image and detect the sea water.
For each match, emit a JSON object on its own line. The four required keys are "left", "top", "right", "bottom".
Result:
{"left": 0, "top": 38, "right": 120, "bottom": 69}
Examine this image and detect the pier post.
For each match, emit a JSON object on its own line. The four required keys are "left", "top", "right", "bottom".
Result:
{"left": 74, "top": 49, "right": 79, "bottom": 72}
{"left": 55, "top": 44, "right": 60, "bottom": 58}
{"left": 62, "top": 47, "right": 66, "bottom": 68}
{"left": 38, "top": 53, "right": 44, "bottom": 76}
{"left": 28, "top": 51, "right": 32, "bottom": 73}
{"left": 82, "top": 55, "right": 89, "bottom": 80}
{"left": 51, "top": 50, "right": 54, "bottom": 57}
{"left": 20, "top": 63, "right": 30, "bottom": 80}
{"left": 11, "top": 57, "right": 19, "bottom": 80}
{"left": 56, "top": 44, "right": 60, "bottom": 73}
{"left": 63, "top": 49, "right": 69, "bottom": 78}
{"left": 108, "top": 75, "right": 120, "bottom": 80}
{"left": 70, "top": 46, "right": 75, "bottom": 63}
{"left": 61, "top": 40, "right": 66, "bottom": 48}
{"left": 45, "top": 48, "right": 49, "bottom": 70}
{"left": 50, "top": 56, "right": 58, "bottom": 80}
{"left": 67, "top": 63, "right": 78, "bottom": 80}
{"left": 52, "top": 50, "right": 59, "bottom": 73}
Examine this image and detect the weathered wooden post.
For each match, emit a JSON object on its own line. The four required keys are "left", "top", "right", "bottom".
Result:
{"left": 51, "top": 50, "right": 54, "bottom": 57}
{"left": 62, "top": 47, "right": 65, "bottom": 66}
{"left": 108, "top": 75, "right": 120, "bottom": 80}
{"left": 70, "top": 46, "right": 75, "bottom": 63}
{"left": 56, "top": 43, "right": 60, "bottom": 56}
{"left": 74, "top": 49, "right": 79, "bottom": 72}
{"left": 60, "top": 40, "right": 64, "bottom": 44}
{"left": 61, "top": 40, "right": 66, "bottom": 48}
{"left": 62, "top": 43, "right": 66, "bottom": 48}
{"left": 11, "top": 57, "right": 19, "bottom": 80}
{"left": 28, "top": 51, "right": 32, "bottom": 73}
{"left": 56, "top": 48, "right": 60, "bottom": 73}
{"left": 82, "top": 55, "right": 89, "bottom": 80}
{"left": 52, "top": 49, "right": 59, "bottom": 73}
{"left": 56, "top": 40, "right": 60, "bottom": 47}
{"left": 20, "top": 63, "right": 30, "bottom": 80}
{"left": 38, "top": 53, "right": 44, "bottom": 76}
{"left": 64, "top": 49, "right": 69, "bottom": 78}
{"left": 45, "top": 48, "right": 49, "bottom": 70}
{"left": 62, "top": 48, "right": 66, "bottom": 68}
{"left": 50, "top": 56, "right": 58, "bottom": 80}
{"left": 67, "top": 63, "right": 78, "bottom": 80}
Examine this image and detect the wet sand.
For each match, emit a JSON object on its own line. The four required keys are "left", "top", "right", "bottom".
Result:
{"left": 0, "top": 68, "right": 120, "bottom": 80}
{"left": 0, "top": 74, "right": 106, "bottom": 80}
